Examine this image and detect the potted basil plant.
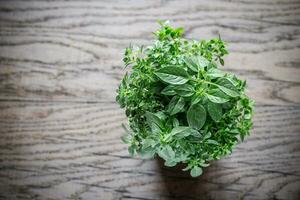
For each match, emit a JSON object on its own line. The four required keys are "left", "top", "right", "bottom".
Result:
{"left": 116, "top": 21, "right": 254, "bottom": 177}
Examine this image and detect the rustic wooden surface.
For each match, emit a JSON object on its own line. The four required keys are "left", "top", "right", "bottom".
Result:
{"left": 0, "top": 0, "right": 300, "bottom": 199}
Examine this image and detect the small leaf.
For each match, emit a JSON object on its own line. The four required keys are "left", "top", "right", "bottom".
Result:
{"left": 184, "top": 56, "right": 199, "bottom": 72}
{"left": 121, "top": 134, "right": 131, "bottom": 144}
{"left": 161, "top": 85, "right": 176, "bottom": 95}
{"left": 164, "top": 160, "right": 177, "bottom": 167}
{"left": 158, "top": 145, "right": 175, "bottom": 161}
{"left": 207, "top": 102, "right": 223, "bottom": 122}
{"left": 128, "top": 146, "right": 135, "bottom": 156}
{"left": 209, "top": 88, "right": 229, "bottom": 99}
{"left": 191, "top": 94, "right": 203, "bottom": 105}
{"left": 187, "top": 103, "right": 206, "bottom": 130}
{"left": 145, "top": 111, "right": 163, "bottom": 133}
{"left": 174, "top": 84, "right": 195, "bottom": 97}
{"left": 184, "top": 55, "right": 209, "bottom": 72}
{"left": 172, "top": 118, "right": 179, "bottom": 127}
{"left": 155, "top": 111, "right": 167, "bottom": 121}
{"left": 139, "top": 147, "right": 156, "bottom": 159}
{"left": 206, "top": 139, "right": 219, "bottom": 145}
{"left": 182, "top": 165, "right": 192, "bottom": 171}
{"left": 155, "top": 66, "right": 189, "bottom": 85}
{"left": 197, "top": 56, "right": 210, "bottom": 68}
{"left": 216, "top": 78, "right": 239, "bottom": 97}
{"left": 142, "top": 138, "right": 157, "bottom": 148}
{"left": 190, "top": 166, "right": 202, "bottom": 177}
{"left": 206, "top": 94, "right": 229, "bottom": 104}
{"left": 220, "top": 58, "right": 224, "bottom": 66}
{"left": 203, "top": 132, "right": 212, "bottom": 139}
{"left": 206, "top": 68, "right": 224, "bottom": 78}
{"left": 167, "top": 96, "right": 185, "bottom": 115}
{"left": 217, "top": 85, "right": 239, "bottom": 97}
{"left": 199, "top": 162, "right": 210, "bottom": 167}
{"left": 169, "top": 126, "right": 196, "bottom": 139}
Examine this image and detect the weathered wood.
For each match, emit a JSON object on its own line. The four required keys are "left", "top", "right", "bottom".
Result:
{"left": 0, "top": 0, "right": 299, "bottom": 199}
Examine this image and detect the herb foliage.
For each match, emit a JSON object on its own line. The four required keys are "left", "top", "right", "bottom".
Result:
{"left": 116, "top": 21, "right": 254, "bottom": 177}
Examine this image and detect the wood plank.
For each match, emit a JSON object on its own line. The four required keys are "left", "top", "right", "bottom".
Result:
{"left": 0, "top": 102, "right": 299, "bottom": 199}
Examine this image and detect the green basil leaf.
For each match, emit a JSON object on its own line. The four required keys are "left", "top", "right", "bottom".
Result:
{"left": 187, "top": 103, "right": 206, "bottom": 130}
{"left": 206, "top": 94, "right": 229, "bottom": 104}
{"left": 155, "top": 112, "right": 167, "bottom": 122}
{"left": 158, "top": 145, "right": 175, "bottom": 161}
{"left": 191, "top": 94, "right": 203, "bottom": 105}
{"left": 206, "top": 68, "right": 224, "bottom": 78}
{"left": 142, "top": 138, "right": 157, "bottom": 148}
{"left": 206, "top": 139, "right": 219, "bottom": 145}
{"left": 128, "top": 145, "right": 135, "bottom": 156}
{"left": 216, "top": 78, "right": 239, "bottom": 97}
{"left": 184, "top": 56, "right": 209, "bottom": 72}
{"left": 190, "top": 166, "right": 202, "bottom": 177}
{"left": 217, "top": 85, "right": 239, "bottom": 97}
{"left": 209, "top": 88, "right": 229, "bottom": 99}
{"left": 139, "top": 147, "right": 156, "bottom": 158}
{"left": 145, "top": 111, "right": 163, "bottom": 133}
{"left": 169, "top": 126, "right": 193, "bottom": 138}
{"left": 172, "top": 118, "right": 179, "bottom": 127}
{"left": 184, "top": 56, "right": 199, "bottom": 72}
{"left": 197, "top": 56, "right": 210, "bottom": 68}
{"left": 155, "top": 66, "right": 189, "bottom": 85}
{"left": 207, "top": 102, "right": 223, "bottom": 122}
{"left": 161, "top": 85, "right": 176, "bottom": 95}
{"left": 167, "top": 96, "right": 185, "bottom": 115}
{"left": 174, "top": 84, "right": 195, "bottom": 97}
{"left": 164, "top": 160, "right": 177, "bottom": 167}
{"left": 199, "top": 162, "right": 210, "bottom": 167}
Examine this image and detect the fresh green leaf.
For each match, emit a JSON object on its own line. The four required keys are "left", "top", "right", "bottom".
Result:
{"left": 139, "top": 146, "right": 156, "bottom": 158}
{"left": 128, "top": 145, "right": 135, "bottom": 156}
{"left": 184, "top": 55, "right": 209, "bottom": 72}
{"left": 168, "top": 126, "right": 199, "bottom": 140}
{"left": 172, "top": 118, "right": 179, "bottom": 127}
{"left": 206, "top": 139, "right": 219, "bottom": 145}
{"left": 190, "top": 166, "right": 202, "bottom": 177}
{"left": 187, "top": 103, "right": 206, "bottom": 130}
{"left": 155, "top": 66, "right": 189, "bottom": 85}
{"left": 184, "top": 56, "right": 199, "bottom": 72}
{"left": 207, "top": 68, "right": 224, "bottom": 78}
{"left": 158, "top": 145, "right": 175, "bottom": 161}
{"left": 197, "top": 56, "right": 210, "bottom": 68}
{"left": 164, "top": 160, "right": 177, "bottom": 167}
{"left": 142, "top": 138, "right": 157, "bottom": 148}
{"left": 216, "top": 78, "right": 239, "bottom": 97}
{"left": 174, "top": 84, "right": 195, "bottom": 97}
{"left": 145, "top": 111, "right": 163, "bottom": 133}
{"left": 161, "top": 85, "right": 176, "bottom": 95}
{"left": 167, "top": 96, "right": 185, "bottom": 115}
{"left": 206, "top": 94, "right": 229, "bottom": 104}
{"left": 217, "top": 85, "right": 239, "bottom": 97}
{"left": 207, "top": 102, "right": 223, "bottom": 122}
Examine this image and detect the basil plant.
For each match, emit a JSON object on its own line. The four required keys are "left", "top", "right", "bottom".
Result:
{"left": 116, "top": 21, "right": 254, "bottom": 177}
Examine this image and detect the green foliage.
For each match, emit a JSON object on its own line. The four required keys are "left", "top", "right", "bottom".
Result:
{"left": 116, "top": 21, "right": 254, "bottom": 177}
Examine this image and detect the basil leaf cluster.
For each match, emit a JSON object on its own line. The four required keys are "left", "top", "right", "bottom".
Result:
{"left": 116, "top": 21, "right": 254, "bottom": 177}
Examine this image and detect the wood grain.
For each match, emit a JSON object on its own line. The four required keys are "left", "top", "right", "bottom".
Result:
{"left": 0, "top": 0, "right": 299, "bottom": 199}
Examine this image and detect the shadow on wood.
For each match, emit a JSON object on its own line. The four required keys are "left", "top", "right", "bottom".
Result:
{"left": 155, "top": 157, "right": 219, "bottom": 200}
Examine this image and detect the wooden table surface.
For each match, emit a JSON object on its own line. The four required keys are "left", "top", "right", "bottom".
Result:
{"left": 0, "top": 0, "right": 300, "bottom": 199}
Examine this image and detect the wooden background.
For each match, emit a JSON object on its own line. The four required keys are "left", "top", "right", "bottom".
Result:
{"left": 0, "top": 0, "right": 299, "bottom": 199}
